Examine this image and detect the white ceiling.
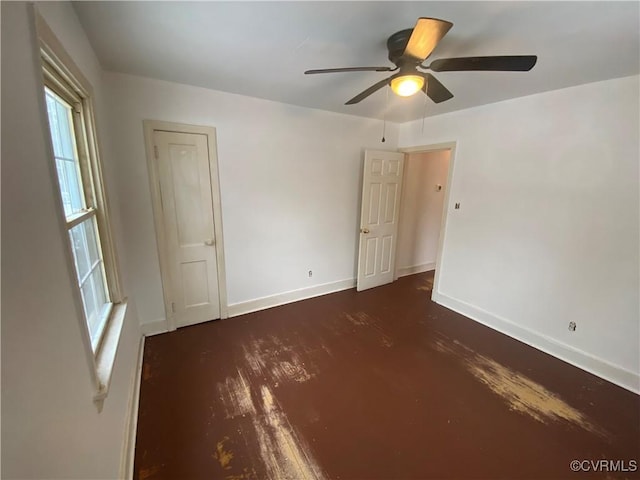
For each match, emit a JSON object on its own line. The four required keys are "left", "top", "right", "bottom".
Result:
{"left": 73, "top": 1, "right": 640, "bottom": 123}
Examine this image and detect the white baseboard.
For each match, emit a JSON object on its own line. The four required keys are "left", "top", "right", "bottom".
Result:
{"left": 228, "top": 278, "right": 356, "bottom": 317}
{"left": 432, "top": 290, "right": 640, "bottom": 394}
{"left": 140, "top": 318, "right": 169, "bottom": 337}
{"left": 397, "top": 262, "right": 436, "bottom": 278}
{"left": 120, "top": 335, "right": 145, "bottom": 480}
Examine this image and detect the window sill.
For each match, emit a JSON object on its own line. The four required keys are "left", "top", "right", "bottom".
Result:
{"left": 93, "top": 299, "right": 127, "bottom": 410}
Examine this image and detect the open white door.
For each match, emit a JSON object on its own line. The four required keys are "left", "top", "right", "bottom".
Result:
{"left": 357, "top": 150, "right": 405, "bottom": 291}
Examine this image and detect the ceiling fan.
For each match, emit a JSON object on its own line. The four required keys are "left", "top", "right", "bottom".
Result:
{"left": 305, "top": 17, "right": 537, "bottom": 105}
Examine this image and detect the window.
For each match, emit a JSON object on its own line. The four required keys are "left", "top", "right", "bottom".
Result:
{"left": 44, "top": 86, "right": 112, "bottom": 350}
{"left": 37, "top": 12, "right": 125, "bottom": 404}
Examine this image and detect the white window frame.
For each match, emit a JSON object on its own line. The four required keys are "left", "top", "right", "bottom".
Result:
{"left": 44, "top": 75, "right": 115, "bottom": 351}
{"left": 36, "top": 12, "right": 126, "bottom": 405}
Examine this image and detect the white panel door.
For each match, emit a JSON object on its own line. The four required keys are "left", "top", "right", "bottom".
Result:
{"left": 155, "top": 131, "right": 220, "bottom": 327}
{"left": 357, "top": 150, "right": 405, "bottom": 291}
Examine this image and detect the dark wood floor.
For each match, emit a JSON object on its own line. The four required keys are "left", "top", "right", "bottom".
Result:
{"left": 134, "top": 272, "right": 639, "bottom": 480}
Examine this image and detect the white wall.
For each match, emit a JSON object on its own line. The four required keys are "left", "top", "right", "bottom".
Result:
{"left": 397, "top": 150, "right": 450, "bottom": 274}
{"left": 399, "top": 75, "right": 640, "bottom": 392}
{"left": 104, "top": 72, "right": 399, "bottom": 328}
{"left": 1, "top": 3, "right": 140, "bottom": 478}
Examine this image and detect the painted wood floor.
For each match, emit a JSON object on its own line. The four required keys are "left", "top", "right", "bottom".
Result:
{"left": 134, "top": 272, "right": 639, "bottom": 480}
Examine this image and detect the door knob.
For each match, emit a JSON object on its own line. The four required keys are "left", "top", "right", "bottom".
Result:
{"left": 360, "top": 228, "right": 370, "bottom": 234}
{"left": 204, "top": 239, "right": 215, "bottom": 246}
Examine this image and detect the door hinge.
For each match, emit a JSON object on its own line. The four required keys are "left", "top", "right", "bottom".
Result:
{"left": 171, "top": 302, "right": 176, "bottom": 313}
{"left": 154, "top": 145, "right": 159, "bottom": 159}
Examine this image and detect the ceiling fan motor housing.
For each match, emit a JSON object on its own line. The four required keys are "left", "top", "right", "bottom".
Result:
{"left": 387, "top": 29, "right": 417, "bottom": 66}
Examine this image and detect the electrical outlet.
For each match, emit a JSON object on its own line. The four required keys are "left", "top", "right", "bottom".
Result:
{"left": 308, "top": 270, "right": 313, "bottom": 278}
{"left": 455, "top": 202, "right": 460, "bottom": 209}
{"left": 568, "top": 321, "right": 576, "bottom": 332}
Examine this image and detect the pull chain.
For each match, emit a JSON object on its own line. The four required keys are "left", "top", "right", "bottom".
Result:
{"left": 381, "top": 85, "right": 389, "bottom": 143}
{"left": 421, "top": 89, "right": 428, "bottom": 134}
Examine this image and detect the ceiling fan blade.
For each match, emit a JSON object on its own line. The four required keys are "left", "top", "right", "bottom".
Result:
{"left": 305, "top": 66, "right": 395, "bottom": 74}
{"left": 345, "top": 75, "right": 396, "bottom": 105}
{"left": 402, "top": 17, "right": 453, "bottom": 63}
{"left": 421, "top": 73, "right": 453, "bottom": 103}
{"left": 429, "top": 55, "right": 537, "bottom": 72}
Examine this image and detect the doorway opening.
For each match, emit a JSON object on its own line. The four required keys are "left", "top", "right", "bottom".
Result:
{"left": 396, "top": 142, "right": 456, "bottom": 296}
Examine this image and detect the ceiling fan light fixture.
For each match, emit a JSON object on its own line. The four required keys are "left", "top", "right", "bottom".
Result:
{"left": 307, "top": 16, "right": 536, "bottom": 106}
{"left": 390, "top": 75, "right": 424, "bottom": 97}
